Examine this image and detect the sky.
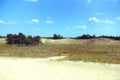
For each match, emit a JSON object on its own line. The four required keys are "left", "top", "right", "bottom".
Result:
{"left": 0, "top": 0, "right": 120, "bottom": 37}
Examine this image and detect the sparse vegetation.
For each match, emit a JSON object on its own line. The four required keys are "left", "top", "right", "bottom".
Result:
{"left": 0, "top": 33, "right": 120, "bottom": 64}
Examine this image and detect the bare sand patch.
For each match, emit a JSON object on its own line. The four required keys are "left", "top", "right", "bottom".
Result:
{"left": 41, "top": 38, "right": 84, "bottom": 44}
{"left": 0, "top": 38, "right": 6, "bottom": 44}
{"left": 0, "top": 57, "right": 120, "bottom": 80}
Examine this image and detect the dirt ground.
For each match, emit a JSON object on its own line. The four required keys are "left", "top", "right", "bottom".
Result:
{"left": 0, "top": 57, "right": 120, "bottom": 80}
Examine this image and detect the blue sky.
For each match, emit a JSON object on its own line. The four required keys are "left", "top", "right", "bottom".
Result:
{"left": 0, "top": 0, "right": 120, "bottom": 37}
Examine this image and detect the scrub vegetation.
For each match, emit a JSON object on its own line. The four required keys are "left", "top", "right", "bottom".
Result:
{"left": 0, "top": 33, "right": 120, "bottom": 64}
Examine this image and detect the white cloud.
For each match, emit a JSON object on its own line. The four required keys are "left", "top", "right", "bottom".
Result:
{"left": 94, "top": 12, "right": 105, "bottom": 16}
{"left": 0, "top": 20, "right": 20, "bottom": 25}
{"left": 87, "top": 0, "right": 91, "bottom": 3}
{"left": 25, "top": 0, "right": 39, "bottom": 2}
{"left": 26, "top": 19, "right": 40, "bottom": 24}
{"left": 89, "top": 17, "right": 100, "bottom": 22}
{"left": 47, "top": 17, "right": 51, "bottom": 19}
{"left": 46, "top": 20, "right": 54, "bottom": 24}
{"left": 7, "top": 21, "right": 19, "bottom": 24}
{"left": 32, "top": 19, "right": 39, "bottom": 23}
{"left": 0, "top": 20, "right": 5, "bottom": 24}
{"left": 73, "top": 25, "right": 87, "bottom": 30}
{"left": 104, "top": 19, "right": 115, "bottom": 24}
{"left": 113, "top": 0, "right": 118, "bottom": 2}
{"left": 117, "top": 17, "right": 120, "bottom": 21}
{"left": 89, "top": 17, "right": 115, "bottom": 24}
{"left": 34, "top": 28, "right": 40, "bottom": 31}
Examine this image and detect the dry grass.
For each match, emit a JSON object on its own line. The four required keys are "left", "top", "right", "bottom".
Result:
{"left": 0, "top": 38, "right": 120, "bottom": 64}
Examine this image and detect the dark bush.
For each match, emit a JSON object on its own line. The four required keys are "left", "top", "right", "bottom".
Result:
{"left": 76, "top": 34, "right": 120, "bottom": 40}
{"left": 6, "top": 33, "right": 41, "bottom": 46}
{"left": 52, "top": 34, "right": 63, "bottom": 39}
{"left": 76, "top": 34, "right": 96, "bottom": 39}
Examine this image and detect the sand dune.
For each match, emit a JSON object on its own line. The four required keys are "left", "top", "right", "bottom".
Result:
{"left": 0, "top": 57, "right": 120, "bottom": 80}
{"left": 41, "top": 38, "right": 120, "bottom": 45}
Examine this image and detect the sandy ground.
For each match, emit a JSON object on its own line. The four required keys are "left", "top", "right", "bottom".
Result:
{"left": 41, "top": 38, "right": 120, "bottom": 45}
{"left": 0, "top": 57, "right": 120, "bottom": 80}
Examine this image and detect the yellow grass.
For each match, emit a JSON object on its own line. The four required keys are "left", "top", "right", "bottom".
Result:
{"left": 0, "top": 38, "right": 120, "bottom": 64}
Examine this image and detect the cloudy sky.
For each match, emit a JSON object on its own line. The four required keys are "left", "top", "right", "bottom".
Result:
{"left": 0, "top": 0, "right": 120, "bottom": 37}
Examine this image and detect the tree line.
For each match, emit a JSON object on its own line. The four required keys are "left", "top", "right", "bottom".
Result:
{"left": 0, "top": 33, "right": 120, "bottom": 46}
{"left": 75, "top": 34, "right": 120, "bottom": 40}
{"left": 6, "top": 33, "right": 41, "bottom": 46}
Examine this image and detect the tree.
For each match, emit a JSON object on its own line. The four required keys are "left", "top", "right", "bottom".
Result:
{"left": 24, "top": 36, "right": 33, "bottom": 46}
{"left": 6, "top": 34, "right": 14, "bottom": 44}
{"left": 6, "top": 33, "right": 42, "bottom": 46}
{"left": 52, "top": 34, "right": 63, "bottom": 39}
{"left": 33, "top": 36, "right": 41, "bottom": 45}
{"left": 76, "top": 34, "right": 92, "bottom": 39}
{"left": 17, "top": 33, "right": 26, "bottom": 44}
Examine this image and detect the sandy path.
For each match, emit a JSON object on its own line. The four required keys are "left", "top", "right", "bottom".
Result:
{"left": 0, "top": 57, "right": 120, "bottom": 80}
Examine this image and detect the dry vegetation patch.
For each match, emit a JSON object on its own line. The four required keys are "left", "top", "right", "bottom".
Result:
{"left": 0, "top": 38, "right": 120, "bottom": 64}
